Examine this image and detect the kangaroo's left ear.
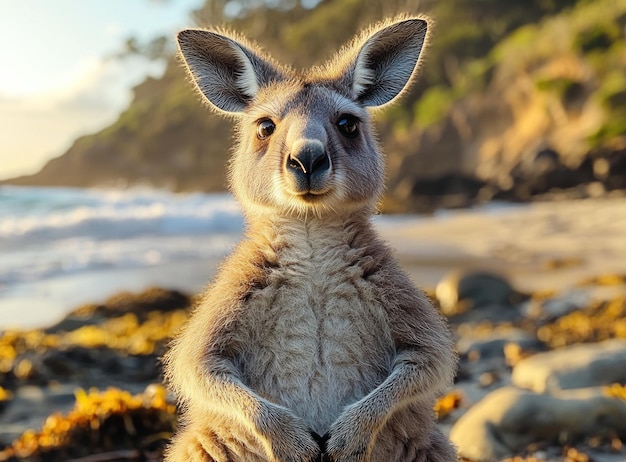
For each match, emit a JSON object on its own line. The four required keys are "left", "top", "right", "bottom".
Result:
{"left": 345, "top": 18, "right": 428, "bottom": 108}
{"left": 177, "top": 29, "right": 285, "bottom": 114}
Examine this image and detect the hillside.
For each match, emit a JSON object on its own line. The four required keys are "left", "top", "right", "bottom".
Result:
{"left": 7, "top": 0, "right": 626, "bottom": 212}
{"left": 385, "top": 0, "right": 626, "bottom": 211}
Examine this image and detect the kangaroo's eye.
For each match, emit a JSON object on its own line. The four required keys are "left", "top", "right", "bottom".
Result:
{"left": 257, "top": 119, "right": 276, "bottom": 140}
{"left": 337, "top": 115, "right": 359, "bottom": 138}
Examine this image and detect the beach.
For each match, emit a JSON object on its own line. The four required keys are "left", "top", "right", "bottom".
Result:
{"left": 2, "top": 193, "right": 625, "bottom": 329}
{"left": 1, "top": 189, "right": 626, "bottom": 461}
{"left": 382, "top": 196, "right": 626, "bottom": 293}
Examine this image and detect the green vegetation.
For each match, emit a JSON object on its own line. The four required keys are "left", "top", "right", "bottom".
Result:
{"left": 414, "top": 86, "right": 456, "bottom": 128}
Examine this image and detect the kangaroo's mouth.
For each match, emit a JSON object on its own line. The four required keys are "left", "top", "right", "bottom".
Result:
{"left": 298, "top": 191, "right": 330, "bottom": 202}
{"left": 284, "top": 174, "right": 334, "bottom": 201}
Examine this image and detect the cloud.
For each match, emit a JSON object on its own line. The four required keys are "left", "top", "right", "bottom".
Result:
{"left": 0, "top": 57, "right": 165, "bottom": 180}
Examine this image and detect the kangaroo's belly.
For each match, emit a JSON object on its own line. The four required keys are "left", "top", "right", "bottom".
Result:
{"left": 239, "top": 278, "right": 394, "bottom": 434}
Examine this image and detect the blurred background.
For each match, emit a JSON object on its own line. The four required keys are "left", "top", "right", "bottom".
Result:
{"left": 1, "top": 0, "right": 625, "bottom": 329}
{"left": 4, "top": 0, "right": 626, "bottom": 209}
{"left": 0, "top": 1, "right": 626, "bottom": 460}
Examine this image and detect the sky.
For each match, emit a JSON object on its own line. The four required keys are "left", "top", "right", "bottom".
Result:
{"left": 0, "top": 0, "right": 204, "bottom": 180}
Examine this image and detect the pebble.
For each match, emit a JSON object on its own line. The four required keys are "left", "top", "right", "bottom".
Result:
{"left": 456, "top": 326, "right": 541, "bottom": 360}
{"left": 520, "top": 290, "right": 590, "bottom": 323}
{"left": 436, "top": 270, "right": 522, "bottom": 318}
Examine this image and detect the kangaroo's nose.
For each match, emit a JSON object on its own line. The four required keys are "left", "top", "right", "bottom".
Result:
{"left": 287, "top": 141, "right": 330, "bottom": 178}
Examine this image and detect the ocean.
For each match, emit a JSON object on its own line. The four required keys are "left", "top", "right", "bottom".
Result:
{"left": 0, "top": 186, "right": 245, "bottom": 329}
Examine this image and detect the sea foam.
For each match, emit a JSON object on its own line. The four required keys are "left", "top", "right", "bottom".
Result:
{"left": 0, "top": 186, "right": 244, "bottom": 285}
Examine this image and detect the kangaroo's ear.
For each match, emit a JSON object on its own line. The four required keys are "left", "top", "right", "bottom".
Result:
{"left": 177, "top": 29, "right": 284, "bottom": 114}
{"left": 346, "top": 18, "right": 428, "bottom": 108}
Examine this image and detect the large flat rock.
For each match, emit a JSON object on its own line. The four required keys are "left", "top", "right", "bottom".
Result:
{"left": 511, "top": 339, "right": 626, "bottom": 392}
{"left": 450, "top": 386, "right": 626, "bottom": 461}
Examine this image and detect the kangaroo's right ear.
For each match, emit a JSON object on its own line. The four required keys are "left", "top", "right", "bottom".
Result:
{"left": 177, "top": 29, "right": 284, "bottom": 114}
{"left": 337, "top": 18, "right": 428, "bottom": 109}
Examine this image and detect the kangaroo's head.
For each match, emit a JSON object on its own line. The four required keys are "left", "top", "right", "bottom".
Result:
{"left": 177, "top": 18, "right": 427, "bottom": 219}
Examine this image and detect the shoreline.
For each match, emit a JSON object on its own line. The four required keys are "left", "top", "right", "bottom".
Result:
{"left": 0, "top": 259, "right": 220, "bottom": 330}
{"left": 2, "top": 196, "right": 625, "bottom": 330}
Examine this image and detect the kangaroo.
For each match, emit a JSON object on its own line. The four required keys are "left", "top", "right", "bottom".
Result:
{"left": 164, "top": 17, "right": 457, "bottom": 462}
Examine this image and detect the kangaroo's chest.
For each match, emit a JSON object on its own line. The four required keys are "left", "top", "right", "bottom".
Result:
{"left": 237, "top": 254, "right": 395, "bottom": 433}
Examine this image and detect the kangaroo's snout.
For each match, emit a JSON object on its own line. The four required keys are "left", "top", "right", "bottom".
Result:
{"left": 287, "top": 145, "right": 329, "bottom": 176}
{"left": 285, "top": 140, "right": 331, "bottom": 195}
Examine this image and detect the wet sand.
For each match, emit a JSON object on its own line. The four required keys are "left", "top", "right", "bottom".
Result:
{"left": 0, "top": 259, "right": 221, "bottom": 330}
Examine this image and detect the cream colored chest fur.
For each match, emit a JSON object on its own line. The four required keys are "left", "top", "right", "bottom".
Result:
{"left": 236, "top": 225, "right": 395, "bottom": 434}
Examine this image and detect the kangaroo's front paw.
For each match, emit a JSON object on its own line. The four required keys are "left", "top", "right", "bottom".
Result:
{"left": 165, "top": 427, "right": 224, "bottom": 462}
{"left": 268, "top": 428, "right": 320, "bottom": 462}
{"left": 325, "top": 408, "right": 374, "bottom": 462}
{"left": 260, "top": 411, "right": 321, "bottom": 462}
{"left": 325, "top": 435, "right": 369, "bottom": 462}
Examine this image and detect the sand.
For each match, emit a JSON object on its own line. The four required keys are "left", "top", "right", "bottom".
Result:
{"left": 378, "top": 197, "right": 626, "bottom": 293}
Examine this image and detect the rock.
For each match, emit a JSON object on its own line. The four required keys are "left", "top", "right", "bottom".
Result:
{"left": 0, "top": 384, "right": 77, "bottom": 447}
{"left": 35, "top": 347, "right": 161, "bottom": 387}
{"left": 454, "top": 327, "right": 542, "bottom": 389}
{"left": 436, "top": 270, "right": 525, "bottom": 321}
{"left": 45, "top": 287, "right": 192, "bottom": 333}
{"left": 408, "top": 173, "right": 489, "bottom": 211}
{"left": 456, "top": 326, "right": 541, "bottom": 360}
{"left": 450, "top": 386, "right": 626, "bottom": 462}
{"left": 520, "top": 290, "right": 590, "bottom": 323}
{"left": 511, "top": 339, "right": 626, "bottom": 393}
{"left": 40, "top": 352, "right": 77, "bottom": 378}
{"left": 507, "top": 147, "right": 594, "bottom": 200}
{"left": 0, "top": 287, "right": 187, "bottom": 449}
{"left": 478, "top": 371, "right": 501, "bottom": 388}
{"left": 589, "top": 147, "right": 626, "bottom": 191}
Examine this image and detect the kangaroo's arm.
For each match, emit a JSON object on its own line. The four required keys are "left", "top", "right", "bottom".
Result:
{"left": 164, "top": 244, "right": 320, "bottom": 462}
{"left": 326, "top": 257, "right": 457, "bottom": 462}
{"left": 169, "top": 343, "right": 318, "bottom": 460}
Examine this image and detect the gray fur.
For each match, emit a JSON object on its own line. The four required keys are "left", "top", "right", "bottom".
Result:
{"left": 165, "top": 16, "right": 457, "bottom": 462}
